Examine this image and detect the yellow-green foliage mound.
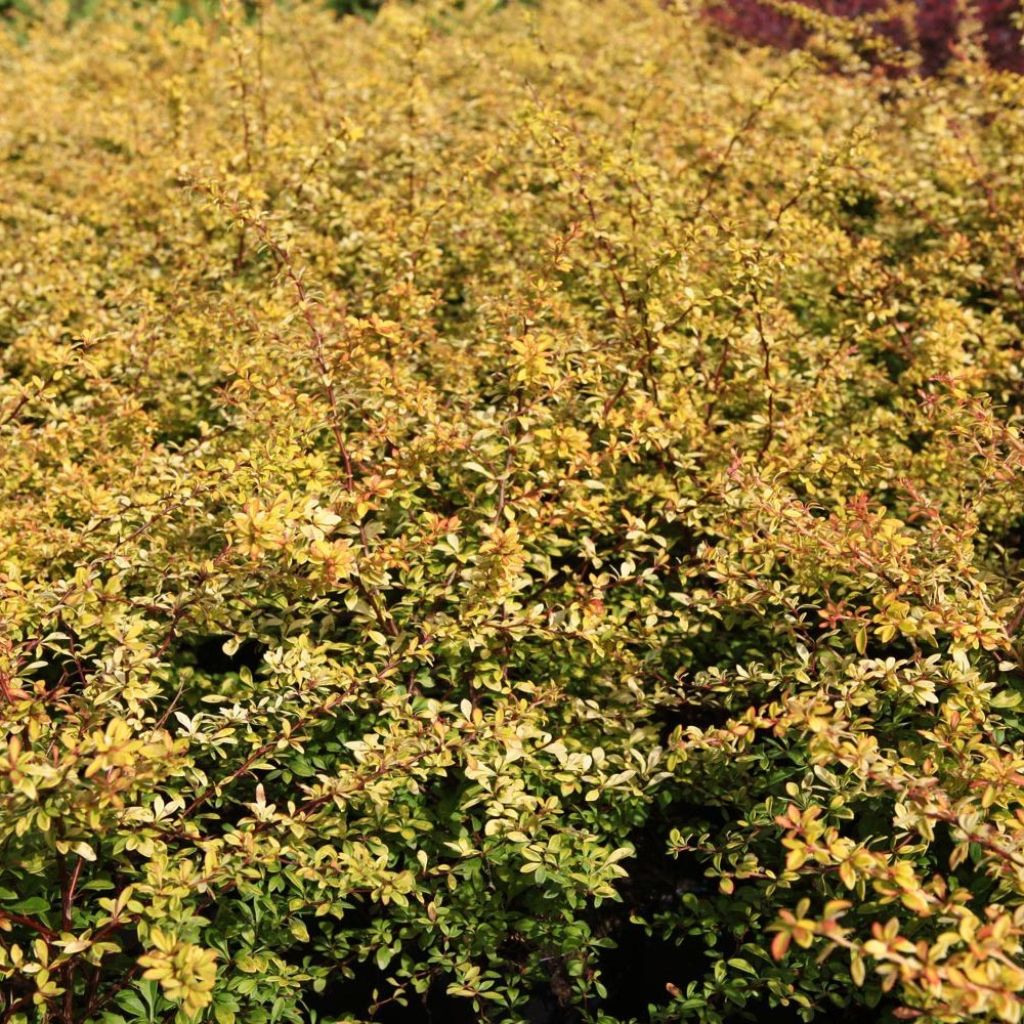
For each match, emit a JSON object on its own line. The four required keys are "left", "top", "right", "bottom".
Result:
{"left": 2, "top": 2, "right": 1024, "bottom": 1022}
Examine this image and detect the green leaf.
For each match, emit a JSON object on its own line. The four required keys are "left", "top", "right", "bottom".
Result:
{"left": 9, "top": 896, "right": 51, "bottom": 914}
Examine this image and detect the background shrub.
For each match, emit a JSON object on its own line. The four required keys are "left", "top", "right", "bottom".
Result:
{"left": 704, "top": 0, "right": 1024, "bottom": 73}
{"left": 1, "top": 2, "right": 1024, "bottom": 1023}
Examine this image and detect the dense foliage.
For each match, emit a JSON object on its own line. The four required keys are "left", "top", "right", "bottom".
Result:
{"left": 2, "top": 1, "right": 1024, "bottom": 1022}
{"left": 707, "top": 0, "right": 1024, "bottom": 73}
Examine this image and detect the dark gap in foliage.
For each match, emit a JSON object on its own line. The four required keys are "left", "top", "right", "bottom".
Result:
{"left": 593, "top": 799, "right": 720, "bottom": 1018}
{"left": 150, "top": 417, "right": 222, "bottom": 449}
{"left": 874, "top": 347, "right": 911, "bottom": 384}
{"left": 996, "top": 515, "right": 1024, "bottom": 564}
{"left": 520, "top": 989, "right": 583, "bottom": 1024}
{"left": 177, "top": 634, "right": 267, "bottom": 676}
{"left": 963, "top": 281, "right": 1004, "bottom": 315}
{"left": 738, "top": 994, "right": 902, "bottom": 1023}
{"left": 905, "top": 429, "right": 932, "bottom": 454}
{"left": 656, "top": 699, "right": 734, "bottom": 740}
{"left": 838, "top": 191, "right": 880, "bottom": 223}
{"left": 306, "top": 966, "right": 479, "bottom": 1024}
{"left": 22, "top": 651, "right": 94, "bottom": 693}
{"left": 19, "top": 621, "right": 99, "bottom": 694}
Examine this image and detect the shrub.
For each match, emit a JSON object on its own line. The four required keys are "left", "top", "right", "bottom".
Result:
{"left": 704, "top": 0, "right": 1024, "bottom": 73}
{"left": 1, "top": 1, "right": 1024, "bottom": 1022}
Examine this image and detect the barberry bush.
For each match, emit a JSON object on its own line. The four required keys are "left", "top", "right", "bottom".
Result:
{"left": 1, "top": 1, "right": 1024, "bottom": 1022}
{"left": 705, "top": 0, "right": 1024, "bottom": 74}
